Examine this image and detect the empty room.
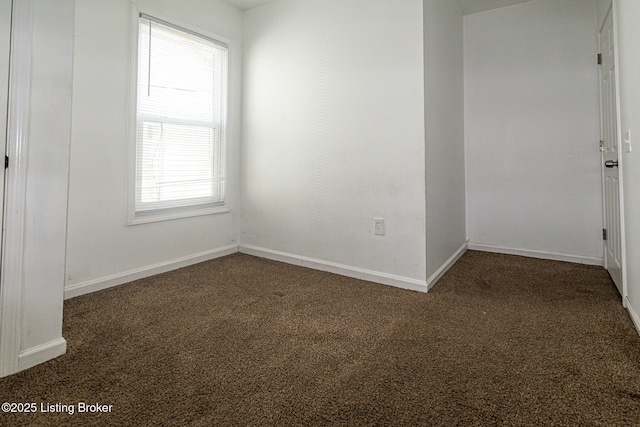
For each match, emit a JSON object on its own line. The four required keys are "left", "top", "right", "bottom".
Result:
{"left": 1, "top": 0, "right": 639, "bottom": 424}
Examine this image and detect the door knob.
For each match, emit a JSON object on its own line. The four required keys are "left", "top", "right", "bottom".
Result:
{"left": 605, "top": 160, "right": 619, "bottom": 168}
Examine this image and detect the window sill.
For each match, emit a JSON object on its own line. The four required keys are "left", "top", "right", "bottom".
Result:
{"left": 127, "top": 205, "right": 230, "bottom": 226}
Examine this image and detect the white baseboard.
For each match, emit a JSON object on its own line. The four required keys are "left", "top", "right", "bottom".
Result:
{"left": 239, "top": 244, "right": 428, "bottom": 293}
{"left": 427, "top": 242, "right": 468, "bottom": 290}
{"left": 64, "top": 245, "right": 239, "bottom": 300}
{"left": 467, "top": 242, "right": 603, "bottom": 266}
{"left": 625, "top": 297, "right": 640, "bottom": 337}
{"left": 17, "top": 337, "right": 67, "bottom": 373}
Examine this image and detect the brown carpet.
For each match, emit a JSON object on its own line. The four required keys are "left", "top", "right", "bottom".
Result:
{"left": 1, "top": 251, "right": 640, "bottom": 426}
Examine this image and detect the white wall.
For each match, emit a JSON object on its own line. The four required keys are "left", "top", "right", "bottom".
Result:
{"left": 424, "top": 0, "right": 466, "bottom": 283}
{"left": 241, "top": 0, "right": 427, "bottom": 288}
{"left": 616, "top": 0, "right": 640, "bottom": 328}
{"left": 65, "top": 0, "right": 243, "bottom": 297}
{"left": 22, "top": 0, "right": 74, "bottom": 351}
{"left": 464, "top": 0, "right": 603, "bottom": 264}
{"left": 597, "top": 0, "right": 611, "bottom": 29}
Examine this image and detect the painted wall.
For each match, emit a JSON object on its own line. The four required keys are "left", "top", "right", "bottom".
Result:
{"left": 597, "top": 0, "right": 611, "bottom": 29}
{"left": 616, "top": 0, "right": 640, "bottom": 327}
{"left": 464, "top": 0, "right": 603, "bottom": 264}
{"left": 19, "top": 0, "right": 74, "bottom": 355}
{"left": 65, "top": 0, "right": 243, "bottom": 296}
{"left": 241, "top": 0, "right": 427, "bottom": 286}
{"left": 424, "top": 0, "right": 466, "bottom": 282}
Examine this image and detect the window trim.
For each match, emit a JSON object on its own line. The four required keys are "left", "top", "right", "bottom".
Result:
{"left": 127, "top": 6, "right": 231, "bottom": 225}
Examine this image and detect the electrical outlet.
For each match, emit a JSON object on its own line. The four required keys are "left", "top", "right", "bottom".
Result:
{"left": 374, "top": 218, "right": 385, "bottom": 236}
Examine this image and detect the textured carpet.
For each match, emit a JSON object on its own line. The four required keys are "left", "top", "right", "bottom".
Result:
{"left": 1, "top": 251, "right": 640, "bottom": 426}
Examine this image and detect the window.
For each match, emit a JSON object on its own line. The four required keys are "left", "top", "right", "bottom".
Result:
{"left": 133, "top": 14, "right": 228, "bottom": 219}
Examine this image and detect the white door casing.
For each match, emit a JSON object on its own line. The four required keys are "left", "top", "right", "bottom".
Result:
{"left": 0, "top": 0, "right": 11, "bottom": 376}
{"left": 1, "top": 0, "right": 74, "bottom": 377}
{"left": 0, "top": 1, "right": 9, "bottom": 244}
{"left": 0, "top": 0, "right": 34, "bottom": 377}
{"left": 599, "top": 8, "right": 625, "bottom": 298}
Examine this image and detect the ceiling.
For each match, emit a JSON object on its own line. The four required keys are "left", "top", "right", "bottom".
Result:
{"left": 456, "top": 0, "right": 534, "bottom": 15}
{"left": 221, "top": 0, "right": 273, "bottom": 11}
{"left": 222, "top": 0, "right": 536, "bottom": 14}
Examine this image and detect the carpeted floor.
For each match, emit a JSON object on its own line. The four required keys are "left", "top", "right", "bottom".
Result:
{"left": 1, "top": 251, "right": 640, "bottom": 426}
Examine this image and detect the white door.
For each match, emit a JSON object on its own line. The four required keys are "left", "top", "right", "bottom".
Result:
{"left": 599, "top": 10, "right": 623, "bottom": 295}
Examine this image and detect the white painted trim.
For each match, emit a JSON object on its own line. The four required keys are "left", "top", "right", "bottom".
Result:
{"left": 625, "top": 297, "right": 640, "bottom": 337}
{"left": 239, "top": 245, "right": 428, "bottom": 293}
{"left": 64, "top": 245, "right": 238, "bottom": 299}
{"left": 427, "top": 242, "right": 468, "bottom": 290}
{"left": 17, "top": 338, "right": 67, "bottom": 373}
{"left": 611, "top": 4, "right": 628, "bottom": 302}
{"left": 128, "top": 206, "right": 231, "bottom": 226}
{"left": 126, "top": 4, "right": 140, "bottom": 226}
{"left": 467, "top": 242, "right": 603, "bottom": 266}
{"left": 0, "top": 0, "right": 33, "bottom": 378}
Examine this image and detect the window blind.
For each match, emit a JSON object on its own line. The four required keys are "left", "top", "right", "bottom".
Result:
{"left": 136, "top": 15, "right": 228, "bottom": 215}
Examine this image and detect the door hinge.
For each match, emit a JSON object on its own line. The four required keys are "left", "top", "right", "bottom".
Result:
{"left": 597, "top": 53, "right": 602, "bottom": 65}
{"left": 599, "top": 140, "right": 605, "bottom": 152}
{"left": 4, "top": 155, "right": 7, "bottom": 169}
{"left": 603, "top": 229, "right": 607, "bottom": 241}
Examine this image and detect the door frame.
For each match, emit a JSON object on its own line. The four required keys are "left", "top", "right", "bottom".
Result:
{"left": 0, "top": 0, "right": 33, "bottom": 377}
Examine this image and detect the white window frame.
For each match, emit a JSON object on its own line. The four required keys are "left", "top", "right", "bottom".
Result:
{"left": 127, "top": 6, "right": 230, "bottom": 225}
